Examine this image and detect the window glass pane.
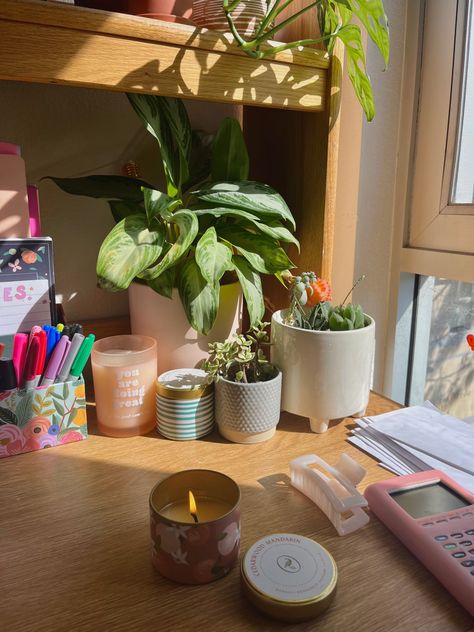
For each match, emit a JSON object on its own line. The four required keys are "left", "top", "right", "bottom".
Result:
{"left": 424, "top": 278, "right": 474, "bottom": 418}
{"left": 451, "top": 0, "right": 474, "bottom": 204}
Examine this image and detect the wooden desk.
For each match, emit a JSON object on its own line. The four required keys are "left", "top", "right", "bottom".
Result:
{"left": 1, "top": 393, "right": 471, "bottom": 631}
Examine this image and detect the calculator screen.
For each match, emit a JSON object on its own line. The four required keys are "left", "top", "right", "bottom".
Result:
{"left": 390, "top": 482, "right": 470, "bottom": 518}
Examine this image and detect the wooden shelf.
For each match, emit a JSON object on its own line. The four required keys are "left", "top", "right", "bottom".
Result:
{"left": 0, "top": 0, "right": 328, "bottom": 111}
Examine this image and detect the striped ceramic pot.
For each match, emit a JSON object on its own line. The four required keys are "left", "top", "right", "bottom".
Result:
{"left": 192, "top": 0, "right": 267, "bottom": 37}
{"left": 156, "top": 368, "right": 214, "bottom": 440}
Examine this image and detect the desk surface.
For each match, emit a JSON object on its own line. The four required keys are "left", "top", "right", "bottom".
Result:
{"left": 1, "top": 393, "right": 472, "bottom": 631}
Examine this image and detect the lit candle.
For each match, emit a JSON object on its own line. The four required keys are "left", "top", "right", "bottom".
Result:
{"left": 149, "top": 470, "right": 241, "bottom": 584}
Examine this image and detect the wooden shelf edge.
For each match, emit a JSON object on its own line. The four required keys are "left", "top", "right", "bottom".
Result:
{"left": 0, "top": 0, "right": 329, "bottom": 70}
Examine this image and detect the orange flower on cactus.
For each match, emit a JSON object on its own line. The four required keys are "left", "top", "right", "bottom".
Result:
{"left": 21, "top": 250, "right": 37, "bottom": 264}
{"left": 467, "top": 334, "right": 474, "bottom": 351}
{"left": 306, "top": 278, "right": 332, "bottom": 306}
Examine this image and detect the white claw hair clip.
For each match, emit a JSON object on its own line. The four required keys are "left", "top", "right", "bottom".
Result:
{"left": 289, "top": 453, "right": 369, "bottom": 536}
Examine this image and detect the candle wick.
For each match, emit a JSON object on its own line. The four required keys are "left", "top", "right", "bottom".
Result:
{"left": 191, "top": 512, "right": 199, "bottom": 524}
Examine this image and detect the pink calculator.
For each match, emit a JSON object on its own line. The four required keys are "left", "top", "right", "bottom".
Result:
{"left": 364, "top": 470, "right": 474, "bottom": 616}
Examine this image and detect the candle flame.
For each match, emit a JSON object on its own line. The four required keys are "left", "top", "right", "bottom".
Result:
{"left": 188, "top": 490, "right": 198, "bottom": 523}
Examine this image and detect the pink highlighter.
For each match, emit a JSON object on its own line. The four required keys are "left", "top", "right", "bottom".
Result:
{"left": 364, "top": 470, "right": 474, "bottom": 616}
{"left": 12, "top": 333, "right": 29, "bottom": 386}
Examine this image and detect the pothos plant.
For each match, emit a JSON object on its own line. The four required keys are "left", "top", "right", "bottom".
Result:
{"left": 284, "top": 271, "right": 371, "bottom": 330}
{"left": 203, "top": 321, "right": 277, "bottom": 383}
{"left": 223, "top": 0, "right": 389, "bottom": 121}
{"left": 48, "top": 94, "right": 298, "bottom": 335}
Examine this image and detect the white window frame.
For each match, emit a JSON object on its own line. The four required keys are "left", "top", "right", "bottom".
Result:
{"left": 407, "top": 0, "right": 474, "bottom": 254}
{"left": 383, "top": 0, "right": 474, "bottom": 401}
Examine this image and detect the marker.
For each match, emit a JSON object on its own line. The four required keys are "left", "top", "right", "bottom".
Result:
{"left": 55, "top": 333, "right": 84, "bottom": 383}
{"left": 0, "top": 359, "right": 17, "bottom": 392}
{"left": 12, "top": 333, "right": 28, "bottom": 385}
{"left": 0, "top": 343, "right": 4, "bottom": 359}
{"left": 24, "top": 337, "right": 40, "bottom": 390}
{"left": 67, "top": 334, "right": 95, "bottom": 382}
{"left": 56, "top": 323, "right": 64, "bottom": 333}
{"left": 34, "top": 329, "right": 47, "bottom": 386}
{"left": 40, "top": 336, "right": 70, "bottom": 386}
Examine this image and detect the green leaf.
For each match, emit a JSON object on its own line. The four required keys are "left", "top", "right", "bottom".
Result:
{"left": 139, "top": 210, "right": 198, "bottom": 281}
{"left": 178, "top": 259, "right": 219, "bottom": 335}
{"left": 192, "top": 206, "right": 260, "bottom": 222}
{"left": 53, "top": 400, "right": 65, "bottom": 416}
{"left": 211, "top": 117, "right": 249, "bottom": 181}
{"left": 238, "top": 219, "right": 300, "bottom": 251}
{"left": 46, "top": 175, "right": 153, "bottom": 200}
{"left": 183, "top": 130, "right": 213, "bottom": 193}
{"left": 218, "top": 225, "right": 294, "bottom": 274}
{"left": 195, "top": 227, "right": 232, "bottom": 285}
{"left": 347, "top": 0, "right": 389, "bottom": 66}
{"left": 63, "top": 383, "right": 70, "bottom": 400}
{"left": 68, "top": 408, "right": 78, "bottom": 426}
{"left": 336, "top": 23, "right": 375, "bottom": 121}
{"left": 97, "top": 214, "right": 165, "bottom": 290}
{"left": 147, "top": 268, "right": 176, "bottom": 298}
{"left": 108, "top": 200, "right": 140, "bottom": 223}
{"left": 142, "top": 187, "right": 175, "bottom": 223}
{"left": 231, "top": 255, "right": 264, "bottom": 326}
{"left": 15, "top": 391, "right": 35, "bottom": 426}
{"left": 53, "top": 413, "right": 62, "bottom": 426}
{"left": 0, "top": 408, "right": 18, "bottom": 426}
{"left": 192, "top": 181, "right": 296, "bottom": 229}
{"left": 127, "top": 94, "right": 191, "bottom": 195}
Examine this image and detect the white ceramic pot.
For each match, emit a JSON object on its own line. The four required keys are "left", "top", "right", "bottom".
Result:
{"left": 215, "top": 371, "right": 282, "bottom": 444}
{"left": 129, "top": 281, "right": 242, "bottom": 374}
{"left": 271, "top": 310, "right": 375, "bottom": 433}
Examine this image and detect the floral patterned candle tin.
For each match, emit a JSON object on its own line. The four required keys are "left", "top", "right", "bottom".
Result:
{"left": 156, "top": 368, "right": 214, "bottom": 440}
{"left": 241, "top": 533, "right": 338, "bottom": 622}
{"left": 149, "top": 469, "right": 240, "bottom": 584}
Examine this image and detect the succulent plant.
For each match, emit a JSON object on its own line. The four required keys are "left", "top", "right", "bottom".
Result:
{"left": 203, "top": 321, "right": 278, "bottom": 383}
{"left": 284, "top": 273, "right": 370, "bottom": 331}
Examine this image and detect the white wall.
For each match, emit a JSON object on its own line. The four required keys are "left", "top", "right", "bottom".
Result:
{"left": 336, "top": 0, "right": 407, "bottom": 392}
{"left": 0, "top": 82, "right": 237, "bottom": 322}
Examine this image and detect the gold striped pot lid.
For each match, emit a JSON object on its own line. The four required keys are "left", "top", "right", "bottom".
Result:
{"left": 156, "top": 368, "right": 213, "bottom": 400}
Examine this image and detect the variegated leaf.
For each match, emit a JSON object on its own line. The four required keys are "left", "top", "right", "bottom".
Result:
{"left": 192, "top": 181, "right": 296, "bottom": 229}
{"left": 232, "top": 255, "right": 264, "bottom": 326}
{"left": 97, "top": 214, "right": 165, "bottom": 291}
{"left": 178, "top": 259, "right": 219, "bottom": 335}
{"left": 218, "top": 225, "right": 294, "bottom": 274}
{"left": 139, "top": 210, "right": 198, "bottom": 281}
{"left": 211, "top": 117, "right": 249, "bottom": 181}
{"left": 195, "top": 227, "right": 232, "bottom": 285}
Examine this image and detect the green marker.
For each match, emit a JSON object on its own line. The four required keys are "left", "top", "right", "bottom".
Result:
{"left": 67, "top": 334, "right": 95, "bottom": 382}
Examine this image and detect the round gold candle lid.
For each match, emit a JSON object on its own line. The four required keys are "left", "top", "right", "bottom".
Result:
{"left": 241, "top": 533, "right": 337, "bottom": 623}
{"left": 156, "top": 368, "right": 213, "bottom": 399}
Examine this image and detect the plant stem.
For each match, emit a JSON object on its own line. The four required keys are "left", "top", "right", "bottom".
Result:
{"left": 341, "top": 274, "right": 366, "bottom": 306}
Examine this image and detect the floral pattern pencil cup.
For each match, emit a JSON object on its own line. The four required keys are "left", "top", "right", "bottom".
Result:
{"left": 91, "top": 335, "right": 157, "bottom": 437}
{"left": 150, "top": 470, "right": 241, "bottom": 584}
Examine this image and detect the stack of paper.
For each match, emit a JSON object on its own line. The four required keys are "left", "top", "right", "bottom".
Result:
{"left": 348, "top": 402, "right": 474, "bottom": 493}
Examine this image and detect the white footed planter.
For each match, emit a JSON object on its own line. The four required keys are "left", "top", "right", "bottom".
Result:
{"left": 129, "top": 282, "right": 242, "bottom": 374}
{"left": 271, "top": 310, "right": 375, "bottom": 434}
{"left": 215, "top": 372, "right": 282, "bottom": 444}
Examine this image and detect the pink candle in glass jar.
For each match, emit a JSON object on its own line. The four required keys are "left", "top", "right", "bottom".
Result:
{"left": 91, "top": 335, "right": 157, "bottom": 437}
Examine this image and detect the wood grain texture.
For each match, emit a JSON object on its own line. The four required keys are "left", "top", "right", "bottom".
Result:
{"left": 0, "top": 392, "right": 470, "bottom": 631}
{"left": 0, "top": 0, "right": 327, "bottom": 111}
{"left": 0, "top": 0, "right": 329, "bottom": 69}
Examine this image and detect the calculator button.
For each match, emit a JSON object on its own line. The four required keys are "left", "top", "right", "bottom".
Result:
{"left": 460, "top": 540, "right": 472, "bottom": 547}
{"left": 449, "top": 515, "right": 461, "bottom": 520}
{"left": 450, "top": 532, "right": 463, "bottom": 538}
{"left": 422, "top": 522, "right": 434, "bottom": 527}
{"left": 469, "top": 549, "right": 474, "bottom": 555}
{"left": 436, "top": 519, "right": 448, "bottom": 524}
{"left": 443, "top": 543, "right": 456, "bottom": 549}
{"left": 434, "top": 535, "right": 448, "bottom": 541}
{"left": 461, "top": 560, "right": 474, "bottom": 567}
{"left": 462, "top": 512, "right": 474, "bottom": 517}
{"left": 466, "top": 529, "right": 474, "bottom": 535}
{"left": 452, "top": 552, "right": 466, "bottom": 558}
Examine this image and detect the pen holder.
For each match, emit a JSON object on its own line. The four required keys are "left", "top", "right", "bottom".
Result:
{"left": 0, "top": 377, "right": 87, "bottom": 459}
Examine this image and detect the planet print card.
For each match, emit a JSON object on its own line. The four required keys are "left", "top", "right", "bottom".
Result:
{"left": 0, "top": 238, "right": 56, "bottom": 344}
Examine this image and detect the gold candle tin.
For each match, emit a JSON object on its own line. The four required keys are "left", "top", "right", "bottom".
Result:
{"left": 241, "top": 533, "right": 337, "bottom": 622}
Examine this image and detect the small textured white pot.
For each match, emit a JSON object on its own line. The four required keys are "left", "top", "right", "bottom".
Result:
{"left": 271, "top": 310, "right": 375, "bottom": 433}
{"left": 129, "top": 282, "right": 242, "bottom": 374}
{"left": 215, "top": 372, "right": 282, "bottom": 444}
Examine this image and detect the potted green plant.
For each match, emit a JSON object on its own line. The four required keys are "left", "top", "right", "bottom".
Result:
{"left": 222, "top": 0, "right": 389, "bottom": 121}
{"left": 271, "top": 273, "right": 375, "bottom": 433}
{"left": 204, "top": 321, "right": 281, "bottom": 443}
{"left": 48, "top": 94, "right": 298, "bottom": 372}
